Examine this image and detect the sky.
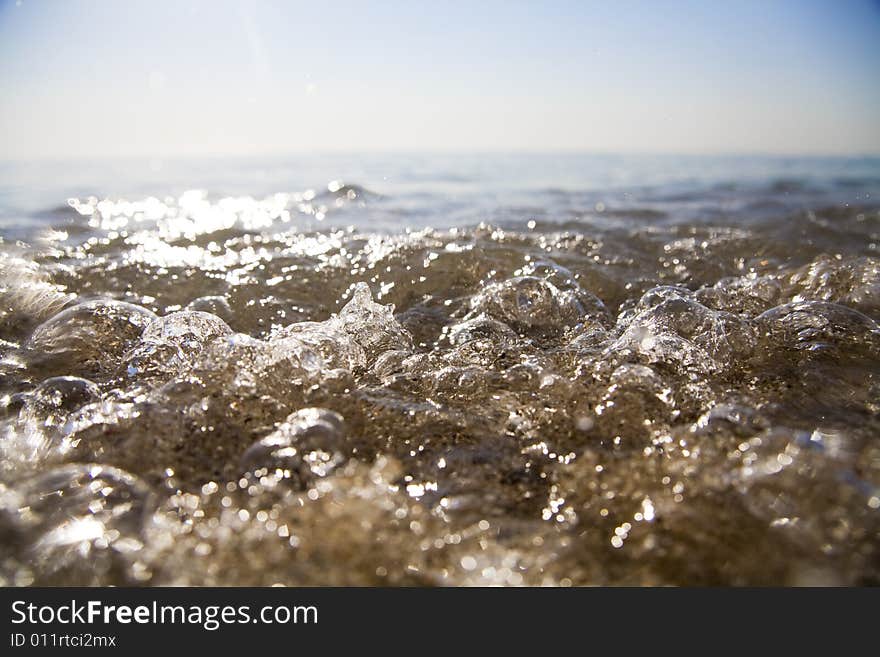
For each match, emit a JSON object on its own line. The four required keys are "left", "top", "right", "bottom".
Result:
{"left": 0, "top": 0, "right": 878, "bottom": 159}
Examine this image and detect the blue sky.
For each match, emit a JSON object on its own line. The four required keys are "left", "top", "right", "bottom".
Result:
{"left": 1, "top": 0, "right": 878, "bottom": 157}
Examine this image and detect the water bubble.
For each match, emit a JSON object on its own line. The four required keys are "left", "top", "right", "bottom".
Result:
{"left": 274, "top": 321, "right": 366, "bottom": 372}
{"left": 468, "top": 276, "right": 604, "bottom": 340}
{"left": 185, "top": 295, "right": 235, "bottom": 325}
{"left": 124, "top": 310, "right": 233, "bottom": 379}
{"left": 611, "top": 286, "right": 755, "bottom": 375}
{"left": 1, "top": 464, "right": 152, "bottom": 584}
{"left": 10, "top": 376, "right": 102, "bottom": 462}
{"left": 27, "top": 300, "right": 157, "bottom": 379}
{"left": 240, "top": 408, "right": 346, "bottom": 486}
{"left": 142, "top": 310, "right": 232, "bottom": 347}
{"left": 756, "top": 301, "right": 880, "bottom": 357}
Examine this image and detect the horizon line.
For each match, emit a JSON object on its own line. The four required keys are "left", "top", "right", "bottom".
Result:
{"left": 4, "top": 149, "right": 880, "bottom": 165}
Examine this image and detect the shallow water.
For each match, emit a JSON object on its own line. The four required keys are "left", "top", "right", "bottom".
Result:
{"left": 1, "top": 154, "right": 879, "bottom": 585}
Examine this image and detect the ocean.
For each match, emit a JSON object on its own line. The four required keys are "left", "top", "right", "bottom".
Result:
{"left": 1, "top": 152, "right": 878, "bottom": 585}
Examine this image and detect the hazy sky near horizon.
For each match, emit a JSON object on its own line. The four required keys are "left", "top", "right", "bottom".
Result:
{"left": 1, "top": 0, "right": 879, "bottom": 159}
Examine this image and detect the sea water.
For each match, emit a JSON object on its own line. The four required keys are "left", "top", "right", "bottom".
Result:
{"left": 1, "top": 153, "right": 878, "bottom": 585}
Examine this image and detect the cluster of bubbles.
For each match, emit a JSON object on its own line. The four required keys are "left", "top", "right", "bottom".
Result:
{"left": 1, "top": 188, "right": 878, "bottom": 585}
